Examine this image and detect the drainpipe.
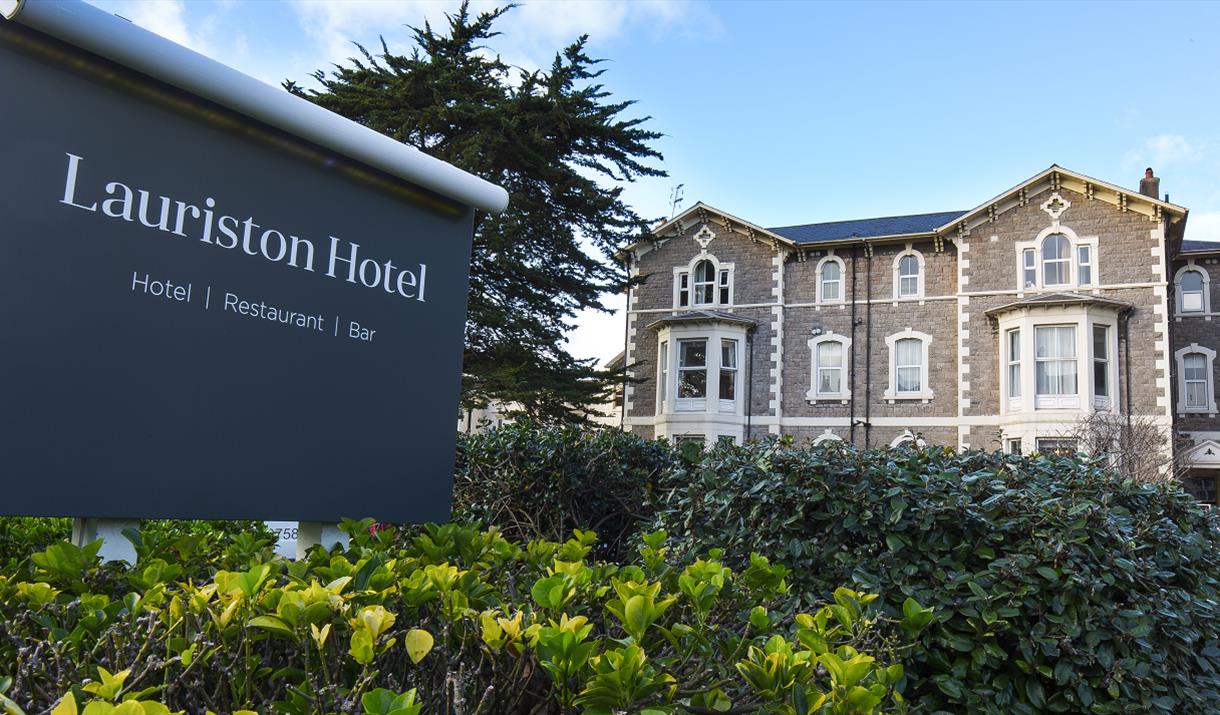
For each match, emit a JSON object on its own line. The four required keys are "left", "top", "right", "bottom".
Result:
{"left": 745, "top": 328, "right": 755, "bottom": 442}
{"left": 864, "top": 242, "right": 874, "bottom": 449}
{"left": 620, "top": 254, "right": 631, "bottom": 430}
{"left": 850, "top": 243, "right": 859, "bottom": 444}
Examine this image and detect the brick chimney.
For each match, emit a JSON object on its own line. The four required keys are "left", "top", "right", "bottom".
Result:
{"left": 1139, "top": 167, "right": 1161, "bottom": 200}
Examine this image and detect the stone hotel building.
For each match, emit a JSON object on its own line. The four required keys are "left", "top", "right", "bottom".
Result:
{"left": 619, "top": 166, "right": 1220, "bottom": 501}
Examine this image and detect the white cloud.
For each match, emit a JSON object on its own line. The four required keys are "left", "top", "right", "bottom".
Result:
{"left": 1188, "top": 212, "right": 1220, "bottom": 243}
{"left": 1123, "top": 134, "right": 1204, "bottom": 171}
{"left": 104, "top": 0, "right": 202, "bottom": 53}
{"left": 288, "top": 0, "right": 718, "bottom": 82}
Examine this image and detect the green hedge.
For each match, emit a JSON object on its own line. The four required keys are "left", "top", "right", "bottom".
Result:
{"left": 652, "top": 438, "right": 1220, "bottom": 713}
{"left": 453, "top": 422, "right": 672, "bottom": 559}
{"left": 0, "top": 521, "right": 930, "bottom": 714}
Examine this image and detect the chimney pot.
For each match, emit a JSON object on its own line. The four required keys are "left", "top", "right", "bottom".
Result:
{"left": 1139, "top": 168, "right": 1160, "bottom": 200}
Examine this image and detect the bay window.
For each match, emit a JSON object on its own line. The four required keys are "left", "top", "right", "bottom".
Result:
{"left": 1035, "top": 325, "right": 1078, "bottom": 408}
{"left": 650, "top": 315, "right": 751, "bottom": 443}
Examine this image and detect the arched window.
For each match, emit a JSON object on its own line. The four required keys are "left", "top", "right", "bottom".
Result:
{"left": 817, "top": 256, "right": 844, "bottom": 304}
{"left": 893, "top": 249, "right": 924, "bottom": 299}
{"left": 1041, "top": 234, "right": 1070, "bottom": 287}
{"left": 889, "top": 430, "right": 925, "bottom": 448}
{"left": 1176, "top": 344, "right": 1217, "bottom": 415}
{"left": 674, "top": 255, "right": 734, "bottom": 308}
{"left": 1176, "top": 266, "right": 1209, "bottom": 314}
{"left": 1017, "top": 226, "right": 1096, "bottom": 291}
{"left": 692, "top": 259, "right": 715, "bottom": 306}
{"left": 807, "top": 332, "right": 851, "bottom": 402}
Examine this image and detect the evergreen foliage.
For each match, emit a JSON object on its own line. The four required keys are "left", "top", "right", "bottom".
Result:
{"left": 287, "top": 4, "right": 664, "bottom": 420}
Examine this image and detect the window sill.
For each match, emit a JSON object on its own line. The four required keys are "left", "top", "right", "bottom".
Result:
{"left": 883, "top": 390, "right": 933, "bottom": 403}
{"left": 805, "top": 390, "right": 850, "bottom": 404}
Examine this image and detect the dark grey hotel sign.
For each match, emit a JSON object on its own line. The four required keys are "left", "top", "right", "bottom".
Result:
{"left": 0, "top": 9, "right": 505, "bottom": 522}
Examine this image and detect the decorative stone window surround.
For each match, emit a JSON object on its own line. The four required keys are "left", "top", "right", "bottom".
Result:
{"left": 672, "top": 252, "right": 734, "bottom": 309}
{"left": 1175, "top": 344, "right": 1218, "bottom": 416}
{"left": 883, "top": 328, "right": 933, "bottom": 402}
{"left": 812, "top": 429, "right": 842, "bottom": 445}
{"left": 891, "top": 244, "right": 925, "bottom": 300}
{"left": 995, "top": 305, "right": 1119, "bottom": 417}
{"left": 1013, "top": 221, "right": 1098, "bottom": 292}
{"left": 806, "top": 331, "right": 852, "bottom": 403}
{"left": 1173, "top": 261, "right": 1211, "bottom": 318}
{"left": 815, "top": 253, "right": 845, "bottom": 305}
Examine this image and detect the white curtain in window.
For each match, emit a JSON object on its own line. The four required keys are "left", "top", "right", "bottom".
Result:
{"left": 1035, "top": 326, "right": 1076, "bottom": 395}
{"left": 1185, "top": 353, "right": 1208, "bottom": 408}
{"left": 817, "top": 341, "right": 843, "bottom": 394}
{"left": 693, "top": 261, "right": 715, "bottom": 305}
{"left": 895, "top": 338, "right": 922, "bottom": 392}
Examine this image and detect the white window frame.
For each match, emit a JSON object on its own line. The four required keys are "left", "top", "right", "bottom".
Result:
{"left": 892, "top": 246, "right": 924, "bottom": 299}
{"left": 806, "top": 331, "right": 852, "bottom": 403}
{"left": 656, "top": 340, "right": 668, "bottom": 414}
{"left": 1176, "top": 344, "right": 1218, "bottom": 416}
{"left": 883, "top": 328, "right": 933, "bottom": 402}
{"left": 673, "top": 253, "right": 734, "bottom": 309}
{"left": 1034, "top": 324, "right": 1079, "bottom": 409}
{"left": 1014, "top": 224, "right": 1098, "bottom": 292}
{"left": 816, "top": 254, "right": 845, "bottom": 305}
{"left": 1174, "top": 262, "right": 1211, "bottom": 316}
{"left": 718, "top": 338, "right": 738, "bottom": 414}
{"left": 996, "top": 307, "right": 1118, "bottom": 416}
{"left": 1092, "top": 324, "right": 1110, "bottom": 409}
{"left": 1006, "top": 328, "right": 1021, "bottom": 405}
{"left": 812, "top": 429, "right": 842, "bottom": 446}
{"left": 675, "top": 338, "right": 709, "bottom": 412}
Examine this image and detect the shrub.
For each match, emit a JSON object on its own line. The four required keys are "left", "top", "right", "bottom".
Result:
{"left": 0, "top": 521, "right": 930, "bottom": 714}
{"left": 453, "top": 422, "right": 672, "bottom": 558}
{"left": 652, "top": 437, "right": 1220, "bottom": 713}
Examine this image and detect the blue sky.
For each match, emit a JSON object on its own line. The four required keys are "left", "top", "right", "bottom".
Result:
{"left": 85, "top": 0, "right": 1220, "bottom": 362}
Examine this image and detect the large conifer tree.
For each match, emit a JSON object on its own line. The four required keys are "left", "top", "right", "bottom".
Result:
{"left": 287, "top": 4, "right": 664, "bottom": 421}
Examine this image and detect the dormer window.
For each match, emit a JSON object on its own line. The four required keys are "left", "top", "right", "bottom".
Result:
{"left": 675, "top": 255, "right": 733, "bottom": 308}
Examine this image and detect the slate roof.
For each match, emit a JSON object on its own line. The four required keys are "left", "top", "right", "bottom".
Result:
{"left": 768, "top": 210, "right": 967, "bottom": 244}
{"left": 646, "top": 310, "right": 756, "bottom": 331}
{"left": 984, "top": 292, "right": 1133, "bottom": 317}
{"left": 1182, "top": 240, "right": 1220, "bottom": 254}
